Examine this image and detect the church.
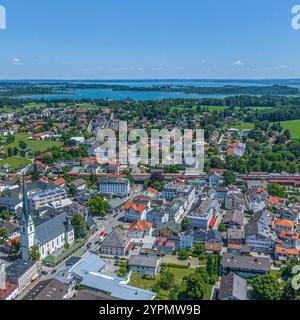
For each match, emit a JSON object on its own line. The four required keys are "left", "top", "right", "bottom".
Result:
{"left": 20, "top": 178, "right": 75, "bottom": 261}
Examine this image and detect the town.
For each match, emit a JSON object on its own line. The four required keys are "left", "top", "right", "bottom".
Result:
{"left": 0, "top": 95, "right": 299, "bottom": 301}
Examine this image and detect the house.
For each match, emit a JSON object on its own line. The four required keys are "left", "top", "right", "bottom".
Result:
{"left": 225, "top": 189, "right": 245, "bottom": 210}
{"left": 187, "top": 195, "right": 220, "bottom": 230}
{"left": 70, "top": 137, "right": 85, "bottom": 146}
{"left": 0, "top": 260, "right": 18, "bottom": 301}
{"left": 100, "top": 228, "right": 131, "bottom": 256}
{"left": 128, "top": 256, "right": 160, "bottom": 276}
{"left": 227, "top": 228, "right": 244, "bottom": 245}
{"left": 71, "top": 179, "right": 87, "bottom": 191}
{"left": 245, "top": 220, "right": 276, "bottom": 254}
{"left": 167, "top": 198, "right": 185, "bottom": 223}
{"left": 209, "top": 172, "right": 221, "bottom": 187}
{"left": 0, "top": 197, "right": 23, "bottom": 213}
{"left": 218, "top": 273, "right": 248, "bottom": 300}
{"left": 221, "top": 253, "right": 271, "bottom": 277}
{"left": 6, "top": 259, "right": 38, "bottom": 292}
{"left": 275, "top": 219, "right": 294, "bottom": 233}
{"left": 205, "top": 243, "right": 222, "bottom": 254}
{"left": 23, "top": 278, "right": 70, "bottom": 300}
{"left": 0, "top": 221, "right": 20, "bottom": 240}
{"left": 275, "top": 246, "right": 299, "bottom": 261}
{"left": 53, "top": 178, "right": 66, "bottom": 188}
{"left": 154, "top": 237, "right": 175, "bottom": 255}
{"left": 223, "top": 209, "right": 244, "bottom": 229}
{"left": 163, "top": 183, "right": 196, "bottom": 204}
{"left": 123, "top": 202, "right": 148, "bottom": 222}
{"left": 146, "top": 209, "right": 169, "bottom": 226}
{"left": 98, "top": 178, "right": 130, "bottom": 197}
{"left": 129, "top": 221, "right": 153, "bottom": 238}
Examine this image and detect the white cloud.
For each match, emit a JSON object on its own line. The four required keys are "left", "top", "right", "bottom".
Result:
{"left": 12, "top": 58, "right": 23, "bottom": 65}
{"left": 233, "top": 60, "right": 244, "bottom": 66}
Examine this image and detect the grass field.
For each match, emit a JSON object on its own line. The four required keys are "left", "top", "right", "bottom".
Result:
{"left": 0, "top": 157, "right": 31, "bottom": 169}
{"left": 227, "top": 121, "right": 255, "bottom": 130}
{"left": 129, "top": 267, "right": 195, "bottom": 300}
{"left": 3, "top": 133, "right": 63, "bottom": 153}
{"left": 271, "top": 119, "right": 300, "bottom": 139}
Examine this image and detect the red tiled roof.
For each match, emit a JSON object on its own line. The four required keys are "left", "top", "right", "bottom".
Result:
{"left": 276, "top": 246, "right": 299, "bottom": 256}
{"left": 53, "top": 178, "right": 66, "bottom": 186}
{"left": 0, "top": 282, "right": 18, "bottom": 300}
{"left": 275, "top": 219, "right": 294, "bottom": 229}
{"left": 129, "top": 221, "right": 153, "bottom": 232}
{"left": 268, "top": 196, "right": 287, "bottom": 205}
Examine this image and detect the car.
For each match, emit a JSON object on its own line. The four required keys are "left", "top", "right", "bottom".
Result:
{"left": 51, "top": 269, "right": 57, "bottom": 275}
{"left": 87, "top": 243, "right": 92, "bottom": 248}
{"left": 41, "top": 270, "right": 48, "bottom": 276}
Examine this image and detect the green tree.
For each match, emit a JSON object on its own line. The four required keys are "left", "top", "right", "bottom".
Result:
{"left": 88, "top": 195, "right": 109, "bottom": 217}
{"left": 252, "top": 275, "right": 281, "bottom": 300}
{"left": 71, "top": 214, "right": 89, "bottom": 239}
{"left": 193, "top": 244, "right": 207, "bottom": 259}
{"left": 224, "top": 170, "right": 236, "bottom": 186}
{"left": 0, "top": 227, "right": 8, "bottom": 244}
{"left": 30, "top": 245, "right": 41, "bottom": 261}
{"left": 268, "top": 183, "right": 286, "bottom": 198}
{"left": 19, "top": 141, "right": 27, "bottom": 150}
{"left": 186, "top": 273, "right": 208, "bottom": 300}
{"left": 160, "top": 271, "right": 175, "bottom": 290}
{"left": 1, "top": 210, "right": 11, "bottom": 222}
{"left": 181, "top": 217, "right": 190, "bottom": 232}
{"left": 9, "top": 239, "right": 21, "bottom": 258}
{"left": 178, "top": 249, "right": 190, "bottom": 260}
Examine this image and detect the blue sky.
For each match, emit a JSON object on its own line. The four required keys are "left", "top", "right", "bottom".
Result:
{"left": 0, "top": 0, "right": 299, "bottom": 79}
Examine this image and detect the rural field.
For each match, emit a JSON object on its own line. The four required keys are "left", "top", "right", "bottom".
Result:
{"left": 3, "top": 133, "right": 63, "bottom": 153}
{"left": 271, "top": 119, "right": 300, "bottom": 139}
{"left": 0, "top": 156, "right": 31, "bottom": 169}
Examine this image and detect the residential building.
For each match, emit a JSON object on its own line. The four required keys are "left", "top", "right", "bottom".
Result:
{"left": 129, "top": 221, "right": 153, "bottom": 238}
{"left": 218, "top": 273, "right": 248, "bottom": 300}
{"left": 221, "top": 253, "right": 271, "bottom": 277}
{"left": 128, "top": 256, "right": 160, "bottom": 276}
{"left": 100, "top": 228, "right": 131, "bottom": 256}
{"left": 98, "top": 178, "right": 130, "bottom": 197}
{"left": 163, "top": 183, "right": 196, "bottom": 204}
{"left": 30, "top": 189, "right": 67, "bottom": 210}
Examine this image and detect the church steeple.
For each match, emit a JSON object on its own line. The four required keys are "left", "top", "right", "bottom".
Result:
{"left": 21, "top": 175, "right": 35, "bottom": 261}
{"left": 22, "top": 175, "right": 30, "bottom": 223}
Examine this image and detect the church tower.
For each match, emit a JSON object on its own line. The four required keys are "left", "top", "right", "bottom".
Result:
{"left": 20, "top": 177, "right": 35, "bottom": 261}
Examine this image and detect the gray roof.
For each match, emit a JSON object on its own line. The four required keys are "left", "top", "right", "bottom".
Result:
{"left": 69, "top": 290, "right": 120, "bottom": 300}
{"left": 23, "top": 278, "right": 69, "bottom": 300}
{"left": 72, "top": 179, "right": 86, "bottom": 188}
{"left": 35, "top": 212, "right": 73, "bottom": 245}
{"left": 128, "top": 256, "right": 159, "bottom": 268}
{"left": 219, "top": 273, "right": 248, "bottom": 300}
{"left": 0, "top": 197, "right": 22, "bottom": 207}
{"left": 70, "top": 252, "right": 105, "bottom": 280}
{"left": 6, "top": 259, "right": 36, "bottom": 279}
{"left": 222, "top": 253, "right": 271, "bottom": 272}
{"left": 80, "top": 272, "right": 156, "bottom": 300}
{"left": 223, "top": 210, "right": 244, "bottom": 226}
{"left": 101, "top": 228, "right": 131, "bottom": 248}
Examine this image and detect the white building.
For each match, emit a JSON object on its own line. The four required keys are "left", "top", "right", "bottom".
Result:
{"left": 98, "top": 178, "right": 130, "bottom": 197}
{"left": 21, "top": 179, "right": 74, "bottom": 261}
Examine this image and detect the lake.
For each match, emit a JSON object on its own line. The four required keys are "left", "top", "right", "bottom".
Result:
{"left": 15, "top": 79, "right": 300, "bottom": 101}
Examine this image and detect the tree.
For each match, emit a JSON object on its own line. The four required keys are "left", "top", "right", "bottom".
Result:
{"left": 1, "top": 210, "right": 11, "bottom": 222}
{"left": 71, "top": 214, "right": 89, "bottom": 239}
{"left": 186, "top": 273, "right": 208, "bottom": 299}
{"left": 0, "top": 227, "right": 8, "bottom": 244}
{"left": 218, "top": 222, "right": 225, "bottom": 232}
{"left": 19, "top": 141, "right": 27, "bottom": 150}
{"left": 69, "top": 183, "right": 77, "bottom": 196}
{"left": 178, "top": 249, "right": 190, "bottom": 260}
{"left": 193, "top": 244, "right": 206, "bottom": 259}
{"left": 30, "top": 245, "right": 40, "bottom": 261}
{"left": 9, "top": 239, "right": 21, "bottom": 258}
{"left": 252, "top": 275, "right": 281, "bottom": 300}
{"left": 160, "top": 271, "right": 175, "bottom": 290}
{"left": 181, "top": 217, "right": 190, "bottom": 232}
{"left": 268, "top": 183, "right": 286, "bottom": 198}
{"left": 207, "top": 255, "right": 213, "bottom": 277}
{"left": 88, "top": 195, "right": 109, "bottom": 217}
{"left": 224, "top": 170, "right": 236, "bottom": 186}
